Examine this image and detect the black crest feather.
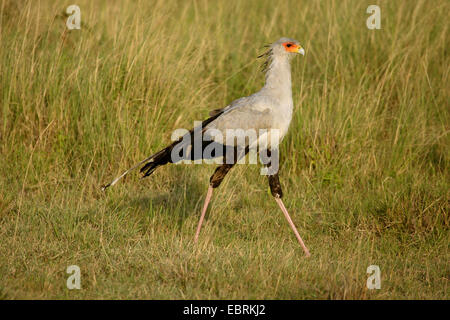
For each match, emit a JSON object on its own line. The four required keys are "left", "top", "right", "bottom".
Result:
{"left": 257, "top": 48, "right": 273, "bottom": 73}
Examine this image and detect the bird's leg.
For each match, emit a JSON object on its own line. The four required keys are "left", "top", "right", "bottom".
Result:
{"left": 194, "top": 184, "right": 213, "bottom": 243}
{"left": 268, "top": 172, "right": 311, "bottom": 257}
{"left": 194, "top": 163, "right": 234, "bottom": 243}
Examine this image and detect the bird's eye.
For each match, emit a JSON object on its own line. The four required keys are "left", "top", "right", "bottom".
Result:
{"left": 286, "top": 44, "right": 292, "bottom": 47}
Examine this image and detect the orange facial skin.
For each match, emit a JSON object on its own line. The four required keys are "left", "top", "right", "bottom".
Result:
{"left": 282, "top": 42, "right": 300, "bottom": 52}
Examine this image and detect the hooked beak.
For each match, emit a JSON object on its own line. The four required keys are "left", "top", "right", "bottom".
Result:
{"left": 298, "top": 47, "right": 305, "bottom": 56}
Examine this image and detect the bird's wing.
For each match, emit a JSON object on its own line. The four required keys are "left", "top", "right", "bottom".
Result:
{"left": 208, "top": 97, "right": 248, "bottom": 117}
{"left": 204, "top": 94, "right": 275, "bottom": 148}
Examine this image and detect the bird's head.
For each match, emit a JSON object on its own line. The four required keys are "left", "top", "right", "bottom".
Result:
{"left": 271, "top": 37, "right": 305, "bottom": 58}
{"left": 258, "top": 37, "right": 304, "bottom": 72}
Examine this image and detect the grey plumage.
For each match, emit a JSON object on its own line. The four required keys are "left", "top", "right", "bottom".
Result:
{"left": 204, "top": 37, "right": 303, "bottom": 150}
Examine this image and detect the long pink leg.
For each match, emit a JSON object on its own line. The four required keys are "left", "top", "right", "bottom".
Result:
{"left": 274, "top": 197, "right": 310, "bottom": 257}
{"left": 194, "top": 185, "right": 213, "bottom": 243}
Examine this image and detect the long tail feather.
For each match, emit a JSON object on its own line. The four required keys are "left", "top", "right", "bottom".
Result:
{"left": 139, "top": 146, "right": 171, "bottom": 177}
{"left": 101, "top": 148, "right": 166, "bottom": 191}
{"left": 101, "top": 108, "right": 225, "bottom": 191}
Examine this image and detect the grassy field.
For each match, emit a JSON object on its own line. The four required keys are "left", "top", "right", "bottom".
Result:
{"left": 0, "top": 0, "right": 448, "bottom": 299}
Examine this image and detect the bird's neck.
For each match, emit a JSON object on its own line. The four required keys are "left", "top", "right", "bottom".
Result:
{"left": 263, "top": 55, "right": 292, "bottom": 101}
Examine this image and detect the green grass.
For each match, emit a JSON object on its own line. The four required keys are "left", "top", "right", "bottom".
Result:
{"left": 0, "top": 0, "right": 448, "bottom": 299}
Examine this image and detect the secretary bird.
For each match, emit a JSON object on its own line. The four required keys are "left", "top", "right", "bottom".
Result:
{"left": 102, "top": 37, "right": 310, "bottom": 256}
